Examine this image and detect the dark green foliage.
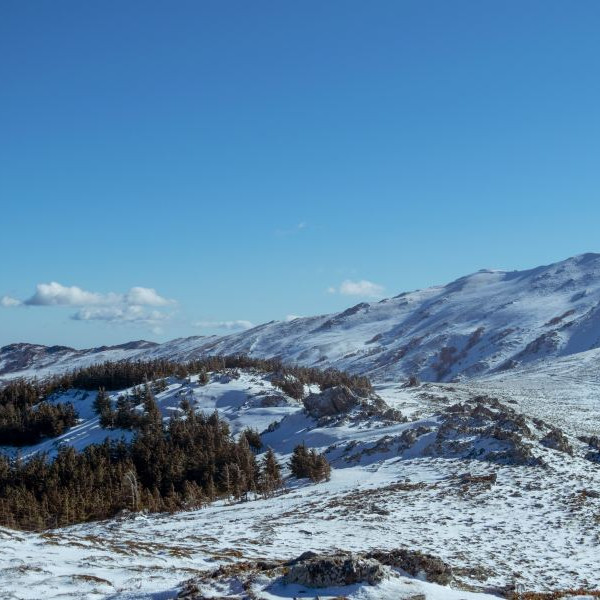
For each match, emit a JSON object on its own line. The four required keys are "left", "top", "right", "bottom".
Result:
{"left": 272, "top": 376, "right": 305, "bottom": 400}
{"left": 113, "top": 394, "right": 141, "bottom": 429}
{"left": 0, "top": 410, "right": 260, "bottom": 530}
{"left": 0, "top": 355, "right": 361, "bottom": 529}
{"left": 241, "top": 427, "right": 262, "bottom": 452}
{"left": 289, "top": 443, "right": 331, "bottom": 482}
{"left": 260, "top": 447, "right": 283, "bottom": 497}
{"left": 0, "top": 377, "right": 78, "bottom": 446}
{"left": 93, "top": 387, "right": 115, "bottom": 429}
{"left": 0, "top": 355, "right": 372, "bottom": 446}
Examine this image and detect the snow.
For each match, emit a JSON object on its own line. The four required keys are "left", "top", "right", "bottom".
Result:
{"left": 4, "top": 253, "right": 600, "bottom": 388}
{"left": 1, "top": 371, "right": 599, "bottom": 598}
{"left": 2, "top": 253, "right": 600, "bottom": 598}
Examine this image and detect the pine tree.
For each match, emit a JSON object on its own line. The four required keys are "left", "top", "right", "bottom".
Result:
{"left": 290, "top": 443, "right": 311, "bottom": 479}
{"left": 290, "top": 444, "right": 331, "bottom": 483}
{"left": 141, "top": 381, "right": 162, "bottom": 434}
{"left": 261, "top": 447, "right": 282, "bottom": 497}
{"left": 93, "top": 388, "right": 115, "bottom": 428}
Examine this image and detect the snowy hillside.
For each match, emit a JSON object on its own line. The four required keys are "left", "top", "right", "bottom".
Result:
{"left": 2, "top": 253, "right": 600, "bottom": 598}
{"left": 1, "top": 368, "right": 599, "bottom": 598}
{"left": 193, "top": 252, "right": 600, "bottom": 382}
{"left": 4, "top": 253, "right": 600, "bottom": 384}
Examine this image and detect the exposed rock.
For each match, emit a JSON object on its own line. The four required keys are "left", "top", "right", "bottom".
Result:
{"left": 258, "top": 393, "right": 295, "bottom": 407}
{"left": 581, "top": 436, "right": 600, "bottom": 463}
{"left": 303, "top": 385, "right": 404, "bottom": 424}
{"left": 540, "top": 428, "right": 574, "bottom": 455}
{"left": 428, "top": 396, "right": 544, "bottom": 466}
{"left": 580, "top": 435, "right": 600, "bottom": 450}
{"left": 397, "top": 426, "right": 432, "bottom": 452}
{"left": 178, "top": 548, "right": 458, "bottom": 597}
{"left": 459, "top": 472, "right": 497, "bottom": 487}
{"left": 406, "top": 375, "right": 421, "bottom": 387}
{"left": 585, "top": 450, "right": 600, "bottom": 464}
{"left": 366, "top": 548, "right": 453, "bottom": 585}
{"left": 285, "top": 552, "right": 386, "bottom": 587}
{"left": 303, "top": 385, "right": 361, "bottom": 418}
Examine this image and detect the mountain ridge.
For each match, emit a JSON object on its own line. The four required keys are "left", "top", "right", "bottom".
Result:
{"left": 3, "top": 252, "right": 600, "bottom": 383}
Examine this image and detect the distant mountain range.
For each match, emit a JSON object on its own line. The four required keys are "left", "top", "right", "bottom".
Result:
{"left": 3, "top": 252, "right": 600, "bottom": 383}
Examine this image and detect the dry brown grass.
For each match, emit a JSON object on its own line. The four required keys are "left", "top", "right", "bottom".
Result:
{"left": 509, "top": 590, "right": 600, "bottom": 599}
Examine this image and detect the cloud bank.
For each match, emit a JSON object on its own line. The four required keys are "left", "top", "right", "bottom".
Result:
{"left": 2, "top": 282, "right": 176, "bottom": 328}
{"left": 21, "top": 282, "right": 174, "bottom": 308}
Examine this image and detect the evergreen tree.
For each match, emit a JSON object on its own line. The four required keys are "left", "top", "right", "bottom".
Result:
{"left": 290, "top": 443, "right": 311, "bottom": 479}
{"left": 93, "top": 388, "right": 115, "bottom": 428}
{"left": 261, "top": 447, "right": 282, "bottom": 496}
{"left": 290, "top": 444, "right": 331, "bottom": 483}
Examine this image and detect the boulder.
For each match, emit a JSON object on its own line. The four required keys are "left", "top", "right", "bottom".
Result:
{"left": 366, "top": 549, "right": 453, "bottom": 585}
{"left": 540, "top": 428, "right": 574, "bottom": 455}
{"left": 303, "top": 386, "right": 360, "bottom": 418}
{"left": 285, "top": 552, "right": 385, "bottom": 587}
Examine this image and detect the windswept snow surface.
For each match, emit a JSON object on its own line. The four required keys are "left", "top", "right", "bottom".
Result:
{"left": 1, "top": 371, "right": 600, "bottom": 598}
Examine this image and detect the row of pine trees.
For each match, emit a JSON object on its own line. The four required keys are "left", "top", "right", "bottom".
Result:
{"left": 0, "top": 355, "right": 371, "bottom": 447}
{"left": 0, "top": 379, "right": 331, "bottom": 530}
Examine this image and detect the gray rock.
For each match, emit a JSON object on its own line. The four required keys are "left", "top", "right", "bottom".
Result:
{"left": 540, "top": 428, "right": 574, "bottom": 455}
{"left": 366, "top": 548, "right": 453, "bottom": 585}
{"left": 303, "top": 385, "right": 361, "bottom": 418}
{"left": 285, "top": 552, "right": 386, "bottom": 587}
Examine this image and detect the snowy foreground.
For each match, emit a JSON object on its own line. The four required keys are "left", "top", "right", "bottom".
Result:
{"left": 1, "top": 370, "right": 600, "bottom": 599}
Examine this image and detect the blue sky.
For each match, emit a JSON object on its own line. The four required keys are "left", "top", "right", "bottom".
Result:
{"left": 1, "top": 0, "right": 599, "bottom": 347}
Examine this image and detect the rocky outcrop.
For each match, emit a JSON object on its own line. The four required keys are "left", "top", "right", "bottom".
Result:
{"left": 178, "top": 548, "right": 453, "bottom": 597}
{"left": 285, "top": 551, "right": 385, "bottom": 587}
{"left": 428, "top": 396, "right": 544, "bottom": 466}
{"left": 303, "top": 385, "right": 404, "bottom": 424}
{"left": 581, "top": 436, "right": 600, "bottom": 463}
{"left": 366, "top": 548, "right": 453, "bottom": 585}
{"left": 303, "top": 385, "right": 361, "bottom": 418}
{"left": 540, "top": 428, "right": 574, "bottom": 455}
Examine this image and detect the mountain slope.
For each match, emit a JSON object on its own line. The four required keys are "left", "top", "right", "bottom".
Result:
{"left": 3, "top": 253, "right": 600, "bottom": 383}
{"left": 196, "top": 252, "right": 600, "bottom": 381}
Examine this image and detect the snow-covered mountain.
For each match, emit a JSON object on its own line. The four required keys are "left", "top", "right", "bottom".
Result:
{"left": 3, "top": 252, "right": 600, "bottom": 384}
{"left": 2, "top": 254, "right": 600, "bottom": 599}
{"left": 195, "top": 252, "right": 600, "bottom": 381}
{"left": 0, "top": 340, "right": 159, "bottom": 380}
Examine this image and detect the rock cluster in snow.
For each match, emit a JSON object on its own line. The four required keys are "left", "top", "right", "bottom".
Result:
{"left": 285, "top": 551, "right": 386, "bottom": 587}
{"left": 303, "top": 385, "right": 404, "bottom": 425}
{"left": 178, "top": 548, "right": 454, "bottom": 598}
{"left": 429, "top": 396, "right": 545, "bottom": 466}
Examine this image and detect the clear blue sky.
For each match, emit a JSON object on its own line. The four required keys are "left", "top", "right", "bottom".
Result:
{"left": 1, "top": 0, "right": 599, "bottom": 348}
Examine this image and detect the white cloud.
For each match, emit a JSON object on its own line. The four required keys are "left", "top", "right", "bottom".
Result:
{"left": 125, "top": 286, "right": 174, "bottom": 307}
{"left": 194, "top": 320, "right": 254, "bottom": 331}
{"left": 4, "top": 281, "right": 176, "bottom": 330}
{"left": 16, "top": 281, "right": 174, "bottom": 307}
{"left": 329, "top": 279, "right": 385, "bottom": 298}
{"left": 72, "top": 305, "right": 170, "bottom": 325}
{"left": 24, "top": 282, "right": 110, "bottom": 306}
{"left": 1, "top": 296, "right": 21, "bottom": 307}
